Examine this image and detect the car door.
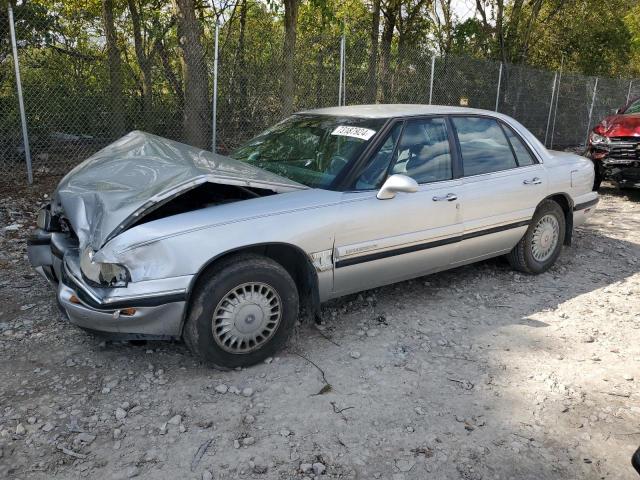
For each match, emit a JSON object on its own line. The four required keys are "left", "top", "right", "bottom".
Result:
{"left": 332, "top": 117, "right": 463, "bottom": 296}
{"left": 451, "top": 116, "right": 547, "bottom": 264}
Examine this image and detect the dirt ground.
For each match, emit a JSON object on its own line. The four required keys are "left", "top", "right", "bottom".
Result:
{"left": 1, "top": 178, "right": 639, "bottom": 480}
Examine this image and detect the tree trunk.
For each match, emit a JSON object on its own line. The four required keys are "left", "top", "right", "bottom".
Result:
{"left": 156, "top": 39, "right": 183, "bottom": 113}
{"left": 172, "top": 0, "right": 210, "bottom": 149}
{"left": 236, "top": 0, "right": 248, "bottom": 128}
{"left": 127, "top": 0, "right": 153, "bottom": 130}
{"left": 378, "top": 1, "right": 398, "bottom": 103}
{"left": 366, "top": 0, "right": 381, "bottom": 103}
{"left": 101, "top": 0, "right": 126, "bottom": 137}
{"left": 282, "top": 0, "right": 299, "bottom": 116}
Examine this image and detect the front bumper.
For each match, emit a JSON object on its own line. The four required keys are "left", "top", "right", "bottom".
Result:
{"left": 27, "top": 228, "right": 190, "bottom": 339}
{"left": 588, "top": 142, "right": 640, "bottom": 188}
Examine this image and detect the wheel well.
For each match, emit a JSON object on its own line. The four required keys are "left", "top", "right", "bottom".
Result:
{"left": 545, "top": 194, "right": 573, "bottom": 246}
{"left": 181, "top": 244, "right": 320, "bottom": 334}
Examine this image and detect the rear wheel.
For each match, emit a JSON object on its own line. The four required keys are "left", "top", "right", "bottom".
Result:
{"left": 184, "top": 254, "right": 299, "bottom": 368}
{"left": 507, "top": 200, "right": 566, "bottom": 274}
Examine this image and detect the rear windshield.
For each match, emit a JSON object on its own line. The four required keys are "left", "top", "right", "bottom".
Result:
{"left": 231, "top": 115, "right": 385, "bottom": 188}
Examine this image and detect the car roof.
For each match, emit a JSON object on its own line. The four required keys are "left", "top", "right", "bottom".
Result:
{"left": 298, "top": 104, "right": 499, "bottom": 119}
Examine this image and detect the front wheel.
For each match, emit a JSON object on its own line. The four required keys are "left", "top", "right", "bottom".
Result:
{"left": 507, "top": 200, "right": 566, "bottom": 274}
{"left": 184, "top": 254, "right": 299, "bottom": 368}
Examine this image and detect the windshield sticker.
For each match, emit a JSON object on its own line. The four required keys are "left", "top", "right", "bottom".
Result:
{"left": 331, "top": 126, "right": 376, "bottom": 140}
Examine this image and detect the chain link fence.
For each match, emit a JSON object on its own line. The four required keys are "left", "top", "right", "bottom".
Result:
{"left": 1, "top": 1, "right": 639, "bottom": 184}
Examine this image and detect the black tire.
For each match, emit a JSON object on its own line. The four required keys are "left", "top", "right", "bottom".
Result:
{"left": 592, "top": 160, "right": 602, "bottom": 191}
{"left": 507, "top": 200, "right": 566, "bottom": 274}
{"left": 184, "top": 254, "right": 299, "bottom": 368}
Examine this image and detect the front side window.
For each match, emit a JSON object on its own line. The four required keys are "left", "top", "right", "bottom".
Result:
{"left": 453, "top": 117, "right": 517, "bottom": 176}
{"left": 231, "top": 115, "right": 385, "bottom": 189}
{"left": 355, "top": 123, "right": 402, "bottom": 190}
{"left": 390, "top": 118, "right": 452, "bottom": 184}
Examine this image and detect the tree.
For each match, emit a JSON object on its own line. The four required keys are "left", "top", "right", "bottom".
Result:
{"left": 282, "top": 0, "right": 300, "bottom": 116}
{"left": 101, "top": 0, "right": 126, "bottom": 137}
{"left": 366, "top": 0, "right": 381, "bottom": 102}
{"left": 172, "top": 0, "right": 210, "bottom": 149}
{"left": 127, "top": 0, "right": 153, "bottom": 129}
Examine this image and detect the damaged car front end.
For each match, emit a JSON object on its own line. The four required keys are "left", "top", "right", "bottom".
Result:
{"left": 587, "top": 96, "right": 640, "bottom": 189}
{"left": 27, "top": 131, "right": 305, "bottom": 340}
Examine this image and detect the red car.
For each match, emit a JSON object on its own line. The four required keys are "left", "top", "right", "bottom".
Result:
{"left": 587, "top": 96, "right": 640, "bottom": 189}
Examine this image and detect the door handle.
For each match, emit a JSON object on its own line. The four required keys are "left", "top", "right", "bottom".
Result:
{"left": 432, "top": 193, "right": 458, "bottom": 202}
{"left": 523, "top": 177, "right": 542, "bottom": 185}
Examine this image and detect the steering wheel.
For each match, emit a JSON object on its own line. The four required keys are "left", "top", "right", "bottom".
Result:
{"left": 327, "top": 154, "right": 349, "bottom": 175}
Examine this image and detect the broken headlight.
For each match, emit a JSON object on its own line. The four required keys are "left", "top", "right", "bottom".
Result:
{"left": 80, "top": 248, "right": 130, "bottom": 287}
{"left": 589, "top": 132, "right": 608, "bottom": 145}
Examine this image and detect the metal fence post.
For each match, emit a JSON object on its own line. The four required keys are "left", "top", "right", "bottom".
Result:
{"left": 8, "top": 4, "right": 33, "bottom": 184}
{"left": 428, "top": 56, "right": 435, "bottom": 105}
{"left": 627, "top": 80, "right": 633, "bottom": 105}
{"left": 338, "top": 34, "right": 345, "bottom": 106}
{"left": 585, "top": 77, "right": 598, "bottom": 145}
{"left": 550, "top": 58, "right": 563, "bottom": 149}
{"left": 495, "top": 62, "right": 503, "bottom": 111}
{"left": 544, "top": 72, "right": 558, "bottom": 147}
{"left": 211, "top": 20, "right": 219, "bottom": 153}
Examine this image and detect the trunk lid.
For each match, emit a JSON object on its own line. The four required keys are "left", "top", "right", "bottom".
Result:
{"left": 52, "top": 131, "right": 305, "bottom": 250}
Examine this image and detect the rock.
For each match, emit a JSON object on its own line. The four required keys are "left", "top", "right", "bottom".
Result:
{"left": 312, "top": 462, "right": 326, "bottom": 475}
{"left": 113, "top": 428, "right": 124, "bottom": 440}
{"left": 582, "top": 335, "right": 595, "bottom": 343}
{"left": 279, "top": 428, "right": 290, "bottom": 437}
{"left": 366, "top": 329, "right": 380, "bottom": 337}
{"left": 241, "top": 387, "right": 254, "bottom": 397}
{"left": 229, "top": 386, "right": 241, "bottom": 394}
{"left": 167, "top": 414, "right": 182, "bottom": 425}
{"left": 27, "top": 416, "right": 37, "bottom": 425}
{"left": 202, "top": 471, "right": 213, "bottom": 480}
{"left": 350, "top": 351, "right": 361, "bottom": 359}
{"left": 242, "top": 436, "right": 255, "bottom": 446}
{"left": 264, "top": 357, "right": 273, "bottom": 364}
{"left": 41, "top": 422, "right": 54, "bottom": 432}
{"left": 215, "top": 384, "right": 228, "bottom": 394}
{"left": 624, "top": 373, "right": 634, "bottom": 381}
{"left": 233, "top": 439, "right": 241, "bottom": 449}
{"left": 243, "top": 414, "right": 255, "bottom": 424}
{"left": 300, "top": 463, "right": 313, "bottom": 474}
{"left": 15, "top": 423, "right": 25, "bottom": 435}
{"left": 125, "top": 466, "right": 140, "bottom": 478}
{"left": 250, "top": 456, "right": 268, "bottom": 474}
{"left": 74, "top": 432, "right": 96, "bottom": 445}
{"left": 115, "top": 408, "right": 127, "bottom": 420}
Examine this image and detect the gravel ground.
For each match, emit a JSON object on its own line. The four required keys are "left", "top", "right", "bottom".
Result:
{"left": 1, "top": 178, "right": 639, "bottom": 480}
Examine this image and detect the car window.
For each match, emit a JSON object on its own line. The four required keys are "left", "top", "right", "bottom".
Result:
{"left": 453, "top": 117, "right": 517, "bottom": 176}
{"left": 354, "top": 123, "right": 402, "bottom": 190}
{"left": 502, "top": 124, "right": 536, "bottom": 166}
{"left": 390, "top": 118, "right": 452, "bottom": 184}
{"left": 624, "top": 98, "right": 640, "bottom": 114}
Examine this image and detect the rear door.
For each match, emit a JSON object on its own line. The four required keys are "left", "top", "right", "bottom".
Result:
{"left": 332, "top": 117, "right": 463, "bottom": 296}
{"left": 451, "top": 116, "right": 547, "bottom": 264}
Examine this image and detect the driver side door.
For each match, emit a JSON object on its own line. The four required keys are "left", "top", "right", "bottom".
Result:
{"left": 332, "top": 117, "right": 463, "bottom": 296}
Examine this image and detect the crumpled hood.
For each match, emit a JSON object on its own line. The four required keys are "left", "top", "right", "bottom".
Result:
{"left": 595, "top": 113, "right": 640, "bottom": 138}
{"left": 52, "top": 131, "right": 305, "bottom": 251}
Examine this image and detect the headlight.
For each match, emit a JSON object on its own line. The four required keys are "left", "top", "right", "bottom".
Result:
{"left": 589, "top": 132, "right": 608, "bottom": 145}
{"left": 80, "top": 248, "right": 130, "bottom": 287}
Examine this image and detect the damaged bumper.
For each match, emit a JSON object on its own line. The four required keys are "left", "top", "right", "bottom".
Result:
{"left": 27, "top": 228, "right": 190, "bottom": 339}
{"left": 588, "top": 141, "right": 640, "bottom": 188}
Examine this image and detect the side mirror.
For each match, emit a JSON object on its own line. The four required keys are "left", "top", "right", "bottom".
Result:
{"left": 377, "top": 174, "right": 419, "bottom": 200}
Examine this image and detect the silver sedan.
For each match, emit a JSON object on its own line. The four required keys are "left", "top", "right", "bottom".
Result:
{"left": 27, "top": 105, "right": 599, "bottom": 367}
